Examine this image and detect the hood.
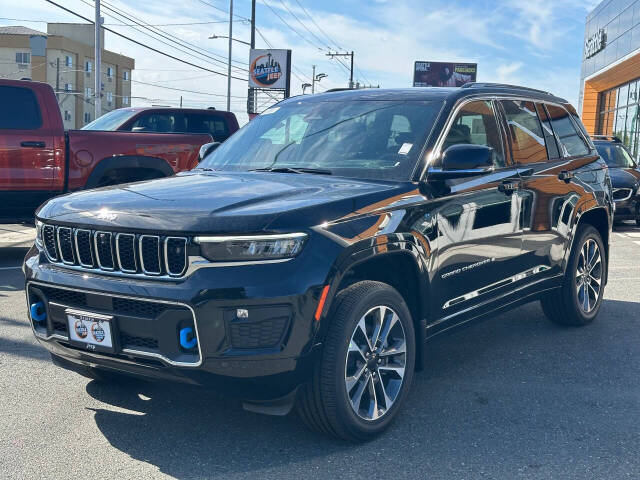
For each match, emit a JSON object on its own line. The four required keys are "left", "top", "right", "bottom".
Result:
{"left": 608, "top": 167, "right": 640, "bottom": 189}
{"left": 37, "top": 171, "right": 410, "bottom": 233}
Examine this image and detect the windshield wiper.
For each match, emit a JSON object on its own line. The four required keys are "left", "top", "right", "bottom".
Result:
{"left": 249, "top": 166, "right": 332, "bottom": 175}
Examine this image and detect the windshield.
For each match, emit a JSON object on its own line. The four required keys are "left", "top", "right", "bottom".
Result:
{"left": 596, "top": 143, "right": 637, "bottom": 168}
{"left": 198, "top": 99, "right": 443, "bottom": 181}
{"left": 82, "top": 109, "right": 138, "bottom": 131}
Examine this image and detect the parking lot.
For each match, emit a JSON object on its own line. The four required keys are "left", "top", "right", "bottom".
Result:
{"left": 0, "top": 225, "right": 639, "bottom": 479}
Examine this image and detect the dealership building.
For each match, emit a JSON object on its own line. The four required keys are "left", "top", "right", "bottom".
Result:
{"left": 580, "top": 0, "right": 640, "bottom": 157}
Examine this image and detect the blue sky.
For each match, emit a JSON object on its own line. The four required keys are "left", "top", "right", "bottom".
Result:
{"left": 1, "top": 0, "right": 601, "bottom": 121}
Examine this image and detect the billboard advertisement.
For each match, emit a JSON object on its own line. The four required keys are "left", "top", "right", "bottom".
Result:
{"left": 249, "top": 49, "right": 292, "bottom": 90}
{"left": 413, "top": 61, "right": 477, "bottom": 87}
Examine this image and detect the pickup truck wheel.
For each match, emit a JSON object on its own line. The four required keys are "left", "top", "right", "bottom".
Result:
{"left": 296, "top": 281, "right": 415, "bottom": 441}
{"left": 541, "top": 225, "right": 606, "bottom": 326}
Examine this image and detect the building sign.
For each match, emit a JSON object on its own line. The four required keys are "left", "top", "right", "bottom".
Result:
{"left": 584, "top": 29, "right": 606, "bottom": 59}
{"left": 413, "top": 61, "right": 477, "bottom": 87}
{"left": 249, "top": 49, "right": 291, "bottom": 90}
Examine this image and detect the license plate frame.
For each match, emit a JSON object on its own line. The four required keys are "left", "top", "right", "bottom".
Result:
{"left": 66, "top": 308, "right": 115, "bottom": 354}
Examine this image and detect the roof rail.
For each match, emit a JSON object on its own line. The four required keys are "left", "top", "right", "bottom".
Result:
{"left": 323, "top": 87, "right": 354, "bottom": 93}
{"left": 591, "top": 134, "right": 622, "bottom": 142}
{"left": 460, "top": 82, "right": 553, "bottom": 96}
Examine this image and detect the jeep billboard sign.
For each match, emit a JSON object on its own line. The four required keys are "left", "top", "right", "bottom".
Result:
{"left": 248, "top": 49, "right": 291, "bottom": 90}
{"left": 413, "top": 61, "right": 477, "bottom": 87}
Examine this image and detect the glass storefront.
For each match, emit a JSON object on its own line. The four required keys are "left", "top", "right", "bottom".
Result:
{"left": 597, "top": 77, "right": 640, "bottom": 158}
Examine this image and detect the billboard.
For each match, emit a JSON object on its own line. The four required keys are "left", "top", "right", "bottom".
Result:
{"left": 249, "top": 49, "right": 291, "bottom": 91}
{"left": 413, "top": 61, "right": 477, "bottom": 87}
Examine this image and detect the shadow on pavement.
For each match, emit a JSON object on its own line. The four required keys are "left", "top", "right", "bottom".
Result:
{"left": 84, "top": 298, "right": 640, "bottom": 478}
{"left": 0, "top": 247, "right": 27, "bottom": 294}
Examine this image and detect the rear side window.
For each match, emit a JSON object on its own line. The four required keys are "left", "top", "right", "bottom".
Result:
{"left": 500, "top": 100, "right": 547, "bottom": 165}
{"left": 535, "top": 103, "right": 560, "bottom": 159}
{"left": 185, "top": 113, "right": 229, "bottom": 139}
{"left": 0, "top": 86, "right": 42, "bottom": 130}
{"left": 545, "top": 105, "right": 590, "bottom": 157}
{"left": 129, "top": 113, "right": 185, "bottom": 133}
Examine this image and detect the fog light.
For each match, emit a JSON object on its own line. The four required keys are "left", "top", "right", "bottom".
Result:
{"left": 179, "top": 327, "right": 197, "bottom": 349}
{"left": 30, "top": 302, "right": 46, "bottom": 322}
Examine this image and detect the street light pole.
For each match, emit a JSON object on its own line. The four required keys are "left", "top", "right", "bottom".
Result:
{"left": 312, "top": 65, "right": 316, "bottom": 94}
{"left": 227, "top": 0, "right": 233, "bottom": 111}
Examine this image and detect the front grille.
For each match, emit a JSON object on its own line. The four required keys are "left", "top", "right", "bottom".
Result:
{"left": 230, "top": 317, "right": 289, "bottom": 349}
{"left": 120, "top": 333, "right": 159, "bottom": 350}
{"left": 613, "top": 188, "right": 633, "bottom": 201}
{"left": 39, "top": 223, "right": 188, "bottom": 278}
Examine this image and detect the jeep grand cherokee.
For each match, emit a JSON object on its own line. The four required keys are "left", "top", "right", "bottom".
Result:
{"left": 24, "top": 83, "right": 613, "bottom": 441}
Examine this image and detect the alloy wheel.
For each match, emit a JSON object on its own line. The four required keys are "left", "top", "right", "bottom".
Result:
{"left": 344, "top": 305, "right": 406, "bottom": 421}
{"left": 575, "top": 238, "right": 602, "bottom": 313}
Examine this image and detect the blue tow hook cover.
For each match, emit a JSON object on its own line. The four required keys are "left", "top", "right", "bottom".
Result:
{"left": 179, "top": 327, "right": 197, "bottom": 349}
{"left": 30, "top": 302, "right": 46, "bottom": 322}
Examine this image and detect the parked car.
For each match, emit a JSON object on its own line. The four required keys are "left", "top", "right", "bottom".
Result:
{"left": 592, "top": 136, "right": 640, "bottom": 225}
{"left": 82, "top": 106, "right": 239, "bottom": 144}
{"left": 0, "top": 80, "right": 224, "bottom": 220}
{"left": 25, "top": 83, "right": 613, "bottom": 441}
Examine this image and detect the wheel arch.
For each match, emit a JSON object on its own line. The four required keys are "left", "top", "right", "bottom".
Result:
{"left": 84, "top": 155, "right": 175, "bottom": 189}
{"left": 570, "top": 206, "right": 611, "bottom": 283}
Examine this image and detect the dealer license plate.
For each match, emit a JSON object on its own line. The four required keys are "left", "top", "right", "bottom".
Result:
{"left": 66, "top": 308, "right": 114, "bottom": 353}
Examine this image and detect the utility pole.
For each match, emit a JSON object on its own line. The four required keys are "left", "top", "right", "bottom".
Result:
{"left": 180, "top": 96, "right": 183, "bottom": 107}
{"left": 94, "top": 0, "right": 102, "bottom": 118}
{"left": 247, "top": 0, "right": 256, "bottom": 117}
{"left": 55, "top": 58, "right": 60, "bottom": 101}
{"left": 226, "top": 0, "right": 233, "bottom": 111}
{"left": 250, "top": 0, "right": 256, "bottom": 49}
{"left": 311, "top": 65, "right": 316, "bottom": 94}
{"left": 326, "top": 51, "right": 354, "bottom": 89}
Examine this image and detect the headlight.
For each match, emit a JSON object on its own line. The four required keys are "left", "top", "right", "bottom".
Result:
{"left": 35, "top": 220, "right": 44, "bottom": 247}
{"left": 194, "top": 233, "right": 307, "bottom": 262}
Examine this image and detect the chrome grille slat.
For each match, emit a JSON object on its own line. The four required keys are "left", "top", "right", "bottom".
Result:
{"left": 94, "top": 231, "right": 115, "bottom": 271}
{"left": 74, "top": 229, "right": 94, "bottom": 267}
{"left": 116, "top": 233, "right": 137, "bottom": 273}
{"left": 139, "top": 235, "right": 162, "bottom": 275}
{"left": 39, "top": 223, "right": 188, "bottom": 279}
{"left": 165, "top": 237, "right": 187, "bottom": 277}
{"left": 56, "top": 227, "right": 75, "bottom": 264}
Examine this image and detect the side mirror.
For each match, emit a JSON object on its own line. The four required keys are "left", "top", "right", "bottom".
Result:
{"left": 198, "top": 141, "right": 221, "bottom": 162}
{"left": 428, "top": 144, "right": 494, "bottom": 180}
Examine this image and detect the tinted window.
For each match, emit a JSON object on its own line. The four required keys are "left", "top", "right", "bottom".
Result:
{"left": 129, "top": 113, "right": 185, "bottom": 133}
{"left": 536, "top": 103, "right": 560, "bottom": 159}
{"left": 185, "top": 113, "right": 229, "bottom": 139}
{"left": 545, "top": 105, "right": 590, "bottom": 157}
{"left": 442, "top": 100, "right": 505, "bottom": 167}
{"left": 82, "top": 109, "right": 138, "bottom": 130}
{"left": 199, "top": 100, "right": 443, "bottom": 182}
{"left": 595, "top": 143, "right": 637, "bottom": 168}
{"left": 0, "top": 86, "right": 42, "bottom": 130}
{"left": 501, "top": 100, "right": 547, "bottom": 165}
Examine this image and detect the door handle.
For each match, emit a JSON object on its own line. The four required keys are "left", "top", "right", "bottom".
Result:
{"left": 20, "top": 141, "right": 46, "bottom": 148}
{"left": 498, "top": 180, "right": 519, "bottom": 194}
{"left": 558, "top": 170, "right": 574, "bottom": 183}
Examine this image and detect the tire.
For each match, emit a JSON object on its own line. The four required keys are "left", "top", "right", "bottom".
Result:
{"left": 296, "top": 281, "right": 416, "bottom": 442}
{"left": 541, "top": 225, "right": 606, "bottom": 326}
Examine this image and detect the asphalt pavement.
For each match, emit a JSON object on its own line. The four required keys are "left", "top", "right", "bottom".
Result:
{"left": 1, "top": 225, "right": 639, "bottom": 479}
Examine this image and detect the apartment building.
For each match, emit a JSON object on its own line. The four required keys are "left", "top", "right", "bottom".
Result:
{"left": 0, "top": 23, "right": 134, "bottom": 129}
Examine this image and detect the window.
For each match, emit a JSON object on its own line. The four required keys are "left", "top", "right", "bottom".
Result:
{"left": 106, "top": 67, "right": 113, "bottom": 77}
{"left": 106, "top": 92, "right": 113, "bottom": 105}
{"left": 65, "top": 83, "right": 73, "bottom": 92}
{"left": 0, "top": 86, "right": 42, "bottom": 129}
{"left": 15, "top": 52, "right": 30, "bottom": 64}
{"left": 500, "top": 100, "right": 547, "bottom": 165}
{"left": 64, "top": 110, "right": 71, "bottom": 121}
{"left": 441, "top": 100, "right": 505, "bottom": 167}
{"left": 84, "top": 112, "right": 91, "bottom": 124}
{"left": 122, "top": 96, "right": 129, "bottom": 105}
{"left": 65, "top": 55, "right": 73, "bottom": 67}
{"left": 129, "top": 113, "right": 185, "bottom": 133}
{"left": 123, "top": 70, "right": 129, "bottom": 81}
{"left": 185, "top": 113, "right": 230, "bottom": 139}
{"left": 535, "top": 103, "right": 560, "bottom": 159}
{"left": 85, "top": 87, "right": 93, "bottom": 99}
{"left": 85, "top": 60, "right": 92, "bottom": 73}
{"left": 545, "top": 105, "right": 590, "bottom": 157}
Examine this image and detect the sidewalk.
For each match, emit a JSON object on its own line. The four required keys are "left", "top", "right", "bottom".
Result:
{"left": 0, "top": 224, "right": 35, "bottom": 248}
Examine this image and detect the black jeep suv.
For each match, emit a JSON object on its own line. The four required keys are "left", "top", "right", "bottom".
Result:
{"left": 592, "top": 136, "right": 640, "bottom": 225}
{"left": 24, "top": 83, "right": 613, "bottom": 441}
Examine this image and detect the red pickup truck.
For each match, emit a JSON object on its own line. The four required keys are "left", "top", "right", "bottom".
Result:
{"left": 0, "top": 79, "right": 238, "bottom": 220}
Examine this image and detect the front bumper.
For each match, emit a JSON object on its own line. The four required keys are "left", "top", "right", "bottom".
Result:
{"left": 613, "top": 194, "right": 639, "bottom": 221}
{"left": 24, "top": 244, "right": 331, "bottom": 401}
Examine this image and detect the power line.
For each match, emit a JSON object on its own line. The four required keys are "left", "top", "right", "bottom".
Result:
{"left": 195, "top": 0, "right": 251, "bottom": 21}
{"left": 292, "top": 0, "right": 342, "bottom": 51}
{"left": 0, "top": 16, "right": 237, "bottom": 26}
{"left": 278, "top": 0, "right": 330, "bottom": 49}
{"left": 260, "top": 0, "right": 323, "bottom": 51}
{"left": 44, "top": 0, "right": 247, "bottom": 81}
